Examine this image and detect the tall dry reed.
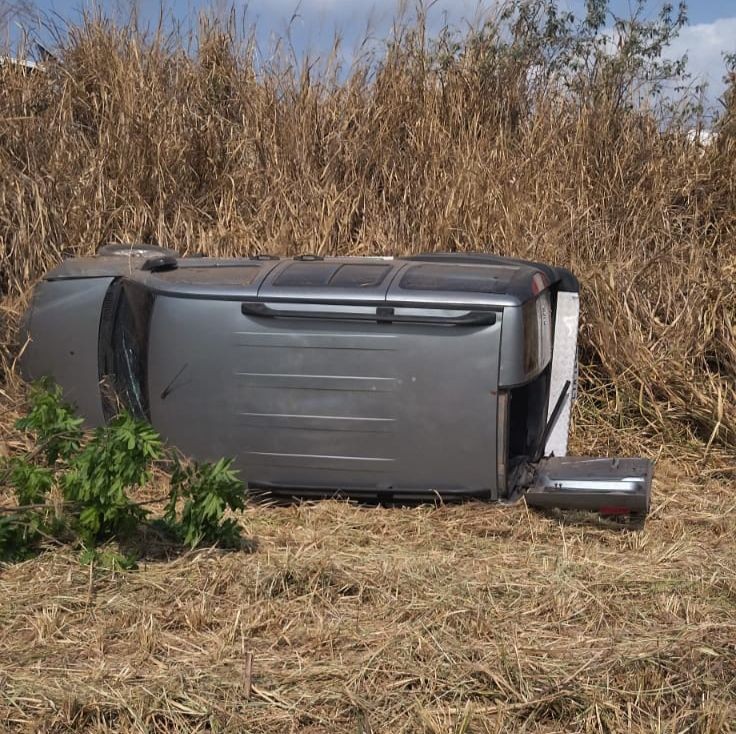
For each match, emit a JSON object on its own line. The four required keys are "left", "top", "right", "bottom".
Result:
{"left": 0, "top": 9, "right": 734, "bottom": 466}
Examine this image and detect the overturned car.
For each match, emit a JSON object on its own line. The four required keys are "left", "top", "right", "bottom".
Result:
{"left": 19, "top": 245, "right": 652, "bottom": 517}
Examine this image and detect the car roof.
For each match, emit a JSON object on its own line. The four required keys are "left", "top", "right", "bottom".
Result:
{"left": 44, "top": 253, "right": 570, "bottom": 308}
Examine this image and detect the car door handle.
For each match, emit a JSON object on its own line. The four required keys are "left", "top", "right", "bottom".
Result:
{"left": 241, "top": 302, "right": 497, "bottom": 326}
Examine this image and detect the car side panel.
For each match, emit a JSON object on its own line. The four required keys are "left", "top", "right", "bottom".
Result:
{"left": 147, "top": 295, "right": 502, "bottom": 495}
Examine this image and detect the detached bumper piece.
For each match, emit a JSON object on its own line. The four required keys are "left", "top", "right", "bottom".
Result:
{"left": 524, "top": 457, "right": 652, "bottom": 517}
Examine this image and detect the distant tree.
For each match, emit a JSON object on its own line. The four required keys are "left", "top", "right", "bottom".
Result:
{"left": 432, "top": 0, "right": 694, "bottom": 119}
{"left": 719, "top": 53, "right": 736, "bottom": 141}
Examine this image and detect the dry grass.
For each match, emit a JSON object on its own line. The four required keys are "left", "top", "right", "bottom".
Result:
{"left": 1, "top": 8, "right": 735, "bottom": 733}
{"left": 1, "top": 460, "right": 735, "bottom": 733}
{"left": 0, "top": 16, "right": 734, "bottom": 456}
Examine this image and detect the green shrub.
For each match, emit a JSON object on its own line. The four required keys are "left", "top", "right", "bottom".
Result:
{"left": 63, "top": 413, "right": 162, "bottom": 544}
{"left": 0, "top": 382, "right": 248, "bottom": 564}
{"left": 165, "top": 458, "right": 246, "bottom": 549}
{"left": 15, "top": 379, "right": 84, "bottom": 464}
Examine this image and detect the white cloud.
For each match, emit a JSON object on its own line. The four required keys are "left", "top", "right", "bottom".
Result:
{"left": 664, "top": 17, "right": 736, "bottom": 105}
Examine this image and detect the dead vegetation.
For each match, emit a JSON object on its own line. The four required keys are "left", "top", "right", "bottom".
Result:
{"left": 1, "top": 458, "right": 735, "bottom": 732}
{"left": 0, "top": 2, "right": 735, "bottom": 731}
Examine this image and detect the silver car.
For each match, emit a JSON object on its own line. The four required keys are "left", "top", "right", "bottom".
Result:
{"left": 19, "top": 246, "right": 652, "bottom": 517}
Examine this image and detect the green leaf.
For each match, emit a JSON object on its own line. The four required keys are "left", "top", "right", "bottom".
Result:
{"left": 79, "top": 506, "right": 101, "bottom": 535}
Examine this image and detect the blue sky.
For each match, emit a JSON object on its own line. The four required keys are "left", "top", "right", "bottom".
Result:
{"left": 11, "top": 0, "right": 736, "bottom": 106}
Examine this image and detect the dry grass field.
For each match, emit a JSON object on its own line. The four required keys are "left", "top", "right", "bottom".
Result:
{"left": 0, "top": 4, "right": 735, "bottom": 731}
{"left": 1, "top": 451, "right": 735, "bottom": 732}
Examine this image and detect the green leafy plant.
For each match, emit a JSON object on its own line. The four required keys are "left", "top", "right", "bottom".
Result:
{"left": 62, "top": 413, "right": 162, "bottom": 544}
{"left": 0, "top": 382, "right": 248, "bottom": 564}
{"left": 164, "top": 457, "right": 246, "bottom": 549}
{"left": 79, "top": 546, "right": 139, "bottom": 571}
{"left": 15, "top": 379, "right": 84, "bottom": 464}
{"left": 0, "top": 458, "right": 57, "bottom": 560}
{"left": 0, "top": 514, "right": 41, "bottom": 562}
{"left": 7, "top": 457, "right": 55, "bottom": 506}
